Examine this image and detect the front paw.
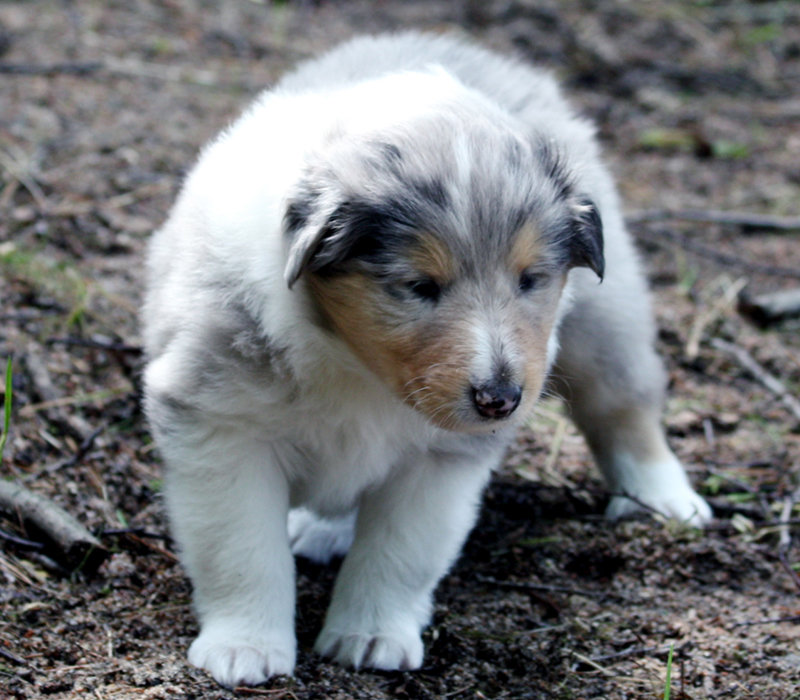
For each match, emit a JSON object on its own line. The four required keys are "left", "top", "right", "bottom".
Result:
{"left": 607, "top": 484, "right": 712, "bottom": 526}
{"left": 188, "top": 626, "right": 296, "bottom": 688}
{"left": 315, "top": 625, "right": 424, "bottom": 671}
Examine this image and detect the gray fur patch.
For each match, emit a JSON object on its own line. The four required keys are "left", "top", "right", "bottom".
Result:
{"left": 284, "top": 108, "right": 601, "bottom": 290}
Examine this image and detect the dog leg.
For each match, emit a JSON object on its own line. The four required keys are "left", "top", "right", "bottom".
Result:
{"left": 288, "top": 507, "right": 356, "bottom": 563}
{"left": 552, "top": 263, "right": 711, "bottom": 525}
{"left": 572, "top": 400, "right": 711, "bottom": 525}
{"left": 163, "top": 431, "right": 296, "bottom": 687}
{"left": 315, "top": 448, "right": 499, "bottom": 670}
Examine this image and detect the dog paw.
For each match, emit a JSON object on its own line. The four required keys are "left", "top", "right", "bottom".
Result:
{"left": 606, "top": 484, "right": 712, "bottom": 526}
{"left": 288, "top": 507, "right": 355, "bottom": 564}
{"left": 315, "top": 626, "right": 424, "bottom": 671}
{"left": 188, "top": 628, "right": 295, "bottom": 688}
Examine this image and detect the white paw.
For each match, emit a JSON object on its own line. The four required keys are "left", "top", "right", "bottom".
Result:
{"left": 188, "top": 627, "right": 295, "bottom": 688}
{"left": 288, "top": 507, "right": 355, "bottom": 564}
{"left": 315, "top": 625, "right": 424, "bottom": 671}
{"left": 604, "top": 453, "right": 712, "bottom": 526}
{"left": 606, "top": 478, "right": 712, "bottom": 526}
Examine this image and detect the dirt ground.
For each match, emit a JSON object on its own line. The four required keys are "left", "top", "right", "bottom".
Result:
{"left": 1, "top": 1, "right": 799, "bottom": 698}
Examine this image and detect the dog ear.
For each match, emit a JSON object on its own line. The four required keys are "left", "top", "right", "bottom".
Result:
{"left": 283, "top": 189, "right": 395, "bottom": 288}
{"left": 534, "top": 138, "right": 604, "bottom": 280}
{"left": 283, "top": 186, "right": 332, "bottom": 288}
{"left": 566, "top": 197, "right": 604, "bottom": 281}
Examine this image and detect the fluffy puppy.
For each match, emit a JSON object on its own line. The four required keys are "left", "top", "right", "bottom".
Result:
{"left": 142, "top": 32, "right": 711, "bottom": 688}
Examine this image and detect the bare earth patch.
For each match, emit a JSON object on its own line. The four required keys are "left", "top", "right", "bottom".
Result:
{"left": 1, "top": 2, "right": 799, "bottom": 698}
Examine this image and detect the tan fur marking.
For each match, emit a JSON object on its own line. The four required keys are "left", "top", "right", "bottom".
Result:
{"left": 407, "top": 232, "right": 458, "bottom": 284}
{"left": 504, "top": 220, "right": 567, "bottom": 416}
{"left": 394, "top": 316, "right": 475, "bottom": 430}
{"left": 513, "top": 311, "right": 552, "bottom": 417}
{"left": 306, "top": 273, "right": 389, "bottom": 373}
{"left": 307, "top": 272, "right": 474, "bottom": 430}
{"left": 508, "top": 220, "right": 546, "bottom": 274}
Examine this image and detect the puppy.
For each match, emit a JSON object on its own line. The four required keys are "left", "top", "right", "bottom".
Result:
{"left": 142, "top": 31, "right": 711, "bottom": 688}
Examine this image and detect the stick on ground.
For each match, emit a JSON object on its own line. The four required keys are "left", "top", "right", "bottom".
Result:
{"left": 631, "top": 226, "right": 800, "bottom": 280}
{"left": 0, "top": 480, "right": 108, "bottom": 574}
{"left": 626, "top": 208, "right": 800, "bottom": 232}
{"left": 23, "top": 346, "right": 95, "bottom": 442}
{"left": 737, "top": 287, "right": 800, "bottom": 327}
{"left": 712, "top": 338, "right": 800, "bottom": 423}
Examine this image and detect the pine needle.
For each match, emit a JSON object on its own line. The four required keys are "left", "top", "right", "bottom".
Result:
{"left": 0, "top": 357, "right": 12, "bottom": 459}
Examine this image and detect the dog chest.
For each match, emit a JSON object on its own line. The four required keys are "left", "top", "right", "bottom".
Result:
{"left": 283, "top": 404, "right": 424, "bottom": 514}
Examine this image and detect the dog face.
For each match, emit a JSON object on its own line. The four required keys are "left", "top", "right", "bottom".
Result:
{"left": 283, "top": 100, "right": 603, "bottom": 433}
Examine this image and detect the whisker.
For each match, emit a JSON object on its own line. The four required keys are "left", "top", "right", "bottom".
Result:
{"left": 400, "top": 362, "right": 464, "bottom": 393}
{"left": 403, "top": 386, "right": 432, "bottom": 405}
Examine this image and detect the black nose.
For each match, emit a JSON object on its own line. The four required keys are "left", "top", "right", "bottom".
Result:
{"left": 472, "top": 382, "right": 522, "bottom": 420}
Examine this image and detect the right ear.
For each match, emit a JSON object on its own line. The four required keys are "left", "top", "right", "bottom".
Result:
{"left": 283, "top": 184, "right": 335, "bottom": 288}
{"left": 283, "top": 184, "right": 397, "bottom": 288}
{"left": 283, "top": 182, "right": 356, "bottom": 289}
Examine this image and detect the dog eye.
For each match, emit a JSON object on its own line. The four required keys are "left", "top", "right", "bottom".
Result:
{"left": 406, "top": 278, "right": 442, "bottom": 302}
{"left": 518, "top": 271, "right": 543, "bottom": 293}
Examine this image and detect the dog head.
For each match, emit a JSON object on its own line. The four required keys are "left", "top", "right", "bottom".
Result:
{"left": 282, "top": 83, "right": 603, "bottom": 434}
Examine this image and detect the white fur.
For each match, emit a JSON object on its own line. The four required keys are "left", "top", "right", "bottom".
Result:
{"left": 143, "top": 32, "right": 711, "bottom": 689}
{"left": 604, "top": 454, "right": 712, "bottom": 524}
{"left": 288, "top": 508, "right": 356, "bottom": 564}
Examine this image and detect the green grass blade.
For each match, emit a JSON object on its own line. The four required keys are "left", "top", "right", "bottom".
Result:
{"left": 0, "top": 357, "right": 12, "bottom": 459}
{"left": 664, "top": 642, "right": 674, "bottom": 700}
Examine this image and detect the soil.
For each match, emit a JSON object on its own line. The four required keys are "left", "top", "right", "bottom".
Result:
{"left": 1, "top": 1, "right": 799, "bottom": 698}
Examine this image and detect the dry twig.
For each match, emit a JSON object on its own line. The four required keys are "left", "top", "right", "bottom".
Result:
{"left": 474, "top": 574, "right": 628, "bottom": 602}
{"left": 632, "top": 227, "right": 800, "bottom": 280}
{"left": 731, "top": 615, "right": 800, "bottom": 627}
{"left": 612, "top": 489, "right": 671, "bottom": 521}
{"left": 23, "top": 346, "right": 94, "bottom": 442}
{"left": 737, "top": 287, "right": 800, "bottom": 327}
{"left": 232, "top": 687, "right": 298, "bottom": 698}
{"left": 711, "top": 338, "right": 800, "bottom": 422}
{"left": 685, "top": 277, "right": 747, "bottom": 360}
{"left": 0, "top": 480, "right": 108, "bottom": 574}
{"left": 775, "top": 486, "right": 800, "bottom": 593}
{"left": 23, "top": 426, "right": 104, "bottom": 483}
{"left": 0, "top": 526, "right": 45, "bottom": 550}
{"left": 48, "top": 336, "right": 143, "bottom": 355}
{"left": 0, "top": 145, "right": 48, "bottom": 211}
{"left": 627, "top": 208, "right": 800, "bottom": 232}
{"left": 0, "top": 646, "right": 28, "bottom": 667}
{"left": 777, "top": 549, "right": 800, "bottom": 593}
{"left": 0, "top": 62, "right": 103, "bottom": 76}
{"left": 777, "top": 488, "right": 798, "bottom": 552}
{"left": 590, "top": 643, "right": 685, "bottom": 665}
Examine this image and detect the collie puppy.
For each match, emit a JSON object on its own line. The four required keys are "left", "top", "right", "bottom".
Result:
{"left": 142, "top": 32, "right": 711, "bottom": 688}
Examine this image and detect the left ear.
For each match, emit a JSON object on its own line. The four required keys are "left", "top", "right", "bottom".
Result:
{"left": 566, "top": 197, "right": 604, "bottom": 281}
